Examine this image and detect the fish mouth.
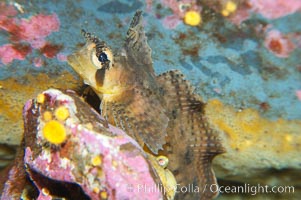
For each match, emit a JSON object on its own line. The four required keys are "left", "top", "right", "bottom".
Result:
{"left": 67, "top": 50, "right": 99, "bottom": 87}
{"left": 67, "top": 51, "right": 129, "bottom": 100}
{"left": 97, "top": 86, "right": 122, "bottom": 95}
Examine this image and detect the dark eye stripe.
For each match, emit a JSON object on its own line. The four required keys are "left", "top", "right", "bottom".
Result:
{"left": 95, "top": 67, "right": 106, "bottom": 87}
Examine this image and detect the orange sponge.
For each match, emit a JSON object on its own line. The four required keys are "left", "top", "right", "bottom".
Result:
{"left": 42, "top": 120, "right": 67, "bottom": 145}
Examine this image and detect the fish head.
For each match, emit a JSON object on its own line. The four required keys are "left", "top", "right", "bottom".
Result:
{"left": 67, "top": 31, "right": 135, "bottom": 100}
{"left": 67, "top": 11, "right": 168, "bottom": 154}
{"left": 67, "top": 11, "right": 157, "bottom": 102}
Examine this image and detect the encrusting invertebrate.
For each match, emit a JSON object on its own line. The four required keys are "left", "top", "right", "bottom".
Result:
{"left": 54, "top": 106, "right": 70, "bottom": 121}
{"left": 221, "top": 0, "right": 238, "bottom": 17}
{"left": 68, "top": 11, "right": 224, "bottom": 200}
{"left": 184, "top": 10, "right": 202, "bottom": 26}
{"left": 37, "top": 93, "right": 70, "bottom": 146}
{"left": 42, "top": 120, "right": 67, "bottom": 145}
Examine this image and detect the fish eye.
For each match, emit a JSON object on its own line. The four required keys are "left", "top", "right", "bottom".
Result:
{"left": 98, "top": 52, "right": 109, "bottom": 63}
{"left": 96, "top": 50, "right": 111, "bottom": 69}
{"left": 91, "top": 48, "right": 114, "bottom": 69}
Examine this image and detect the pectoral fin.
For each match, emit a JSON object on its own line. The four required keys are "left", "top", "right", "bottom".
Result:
{"left": 101, "top": 87, "right": 169, "bottom": 154}
{"left": 157, "top": 70, "right": 225, "bottom": 200}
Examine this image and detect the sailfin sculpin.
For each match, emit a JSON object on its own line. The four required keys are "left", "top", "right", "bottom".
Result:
{"left": 68, "top": 11, "right": 224, "bottom": 200}
{"left": 68, "top": 11, "right": 168, "bottom": 154}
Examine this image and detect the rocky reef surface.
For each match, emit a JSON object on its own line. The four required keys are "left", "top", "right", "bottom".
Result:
{"left": 0, "top": 89, "right": 175, "bottom": 199}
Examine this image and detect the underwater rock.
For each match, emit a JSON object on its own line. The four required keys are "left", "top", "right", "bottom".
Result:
{"left": 0, "top": 72, "right": 79, "bottom": 171}
{"left": 0, "top": 72, "right": 79, "bottom": 147}
{"left": 97, "top": 0, "right": 143, "bottom": 14}
{"left": 1, "top": 89, "right": 168, "bottom": 199}
{"left": 206, "top": 99, "right": 301, "bottom": 184}
{"left": 0, "top": 145, "right": 27, "bottom": 200}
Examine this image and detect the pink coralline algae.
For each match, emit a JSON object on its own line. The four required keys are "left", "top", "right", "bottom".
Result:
{"left": 0, "top": 3, "right": 61, "bottom": 65}
{"left": 162, "top": 15, "right": 182, "bottom": 29}
{"left": 249, "top": 0, "right": 301, "bottom": 19}
{"left": 0, "top": 44, "right": 31, "bottom": 64}
{"left": 227, "top": 2, "right": 252, "bottom": 26}
{"left": 264, "top": 29, "right": 296, "bottom": 58}
{"left": 33, "top": 57, "right": 44, "bottom": 67}
{"left": 0, "top": 3, "right": 18, "bottom": 17}
{"left": 56, "top": 53, "right": 68, "bottom": 62}
{"left": 158, "top": 0, "right": 201, "bottom": 29}
{"left": 296, "top": 90, "right": 301, "bottom": 101}
{"left": 17, "top": 14, "right": 60, "bottom": 49}
{"left": 223, "top": 0, "right": 301, "bottom": 25}
{"left": 0, "top": 89, "right": 164, "bottom": 200}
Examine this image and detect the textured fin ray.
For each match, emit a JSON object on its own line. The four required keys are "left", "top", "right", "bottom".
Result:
{"left": 125, "top": 10, "right": 153, "bottom": 69}
{"left": 101, "top": 87, "right": 169, "bottom": 154}
{"left": 157, "top": 70, "right": 224, "bottom": 200}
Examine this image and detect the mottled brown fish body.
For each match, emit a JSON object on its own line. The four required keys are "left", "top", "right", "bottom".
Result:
{"left": 68, "top": 12, "right": 169, "bottom": 154}
{"left": 68, "top": 11, "right": 224, "bottom": 200}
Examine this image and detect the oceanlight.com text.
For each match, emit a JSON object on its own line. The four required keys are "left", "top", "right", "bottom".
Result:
{"left": 127, "top": 183, "right": 295, "bottom": 196}
{"left": 210, "top": 183, "right": 294, "bottom": 195}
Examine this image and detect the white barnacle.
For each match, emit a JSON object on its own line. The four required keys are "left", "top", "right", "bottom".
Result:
{"left": 156, "top": 155, "right": 169, "bottom": 169}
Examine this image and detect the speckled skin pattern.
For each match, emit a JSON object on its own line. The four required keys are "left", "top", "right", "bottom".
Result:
{"left": 68, "top": 11, "right": 224, "bottom": 200}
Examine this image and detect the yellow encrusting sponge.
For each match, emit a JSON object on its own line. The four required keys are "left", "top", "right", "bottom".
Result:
{"left": 54, "top": 106, "right": 70, "bottom": 121}
{"left": 37, "top": 93, "right": 45, "bottom": 104}
{"left": 221, "top": 1, "right": 237, "bottom": 17}
{"left": 91, "top": 155, "right": 102, "bottom": 166}
{"left": 42, "top": 120, "right": 67, "bottom": 145}
{"left": 184, "top": 10, "right": 202, "bottom": 26}
{"left": 43, "top": 111, "right": 53, "bottom": 121}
